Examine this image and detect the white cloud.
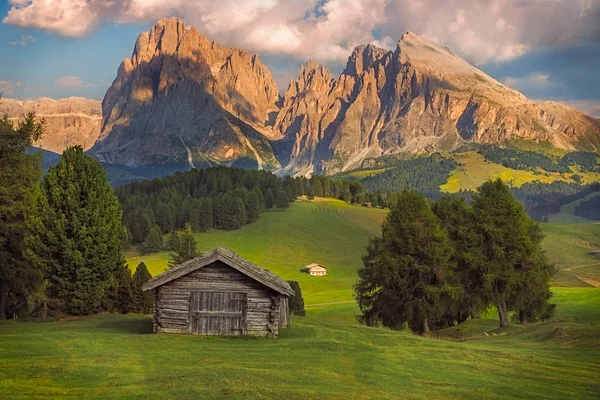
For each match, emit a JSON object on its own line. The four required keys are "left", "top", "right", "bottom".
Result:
{"left": 504, "top": 72, "right": 552, "bottom": 91}
{"left": 558, "top": 100, "right": 600, "bottom": 118}
{"left": 55, "top": 76, "right": 107, "bottom": 89}
{"left": 56, "top": 76, "right": 84, "bottom": 88}
{"left": 2, "top": 0, "right": 599, "bottom": 65}
{"left": 8, "top": 35, "right": 37, "bottom": 46}
{"left": 0, "top": 80, "right": 23, "bottom": 96}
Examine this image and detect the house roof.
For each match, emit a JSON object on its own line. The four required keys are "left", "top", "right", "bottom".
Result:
{"left": 142, "top": 246, "right": 295, "bottom": 296}
{"left": 306, "top": 263, "right": 327, "bottom": 270}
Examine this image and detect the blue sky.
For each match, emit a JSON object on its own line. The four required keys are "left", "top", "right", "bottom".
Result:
{"left": 1, "top": 0, "right": 599, "bottom": 116}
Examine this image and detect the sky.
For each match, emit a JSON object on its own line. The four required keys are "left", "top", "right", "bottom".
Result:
{"left": 1, "top": 0, "right": 599, "bottom": 117}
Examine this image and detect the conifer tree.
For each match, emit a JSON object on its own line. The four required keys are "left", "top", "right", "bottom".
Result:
{"left": 114, "top": 265, "right": 133, "bottom": 314}
{"left": 0, "top": 114, "right": 45, "bottom": 319}
{"left": 28, "top": 146, "right": 126, "bottom": 315}
{"left": 144, "top": 225, "right": 163, "bottom": 253}
{"left": 132, "top": 262, "right": 153, "bottom": 314}
{"left": 287, "top": 281, "right": 306, "bottom": 316}
{"left": 168, "top": 224, "right": 198, "bottom": 268}
{"left": 471, "top": 178, "right": 551, "bottom": 328}
{"left": 354, "top": 190, "right": 452, "bottom": 335}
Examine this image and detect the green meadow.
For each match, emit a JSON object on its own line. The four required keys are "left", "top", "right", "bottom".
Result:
{"left": 1, "top": 197, "right": 600, "bottom": 399}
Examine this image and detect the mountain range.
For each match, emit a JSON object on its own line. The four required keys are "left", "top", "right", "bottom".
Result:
{"left": 4, "top": 17, "right": 599, "bottom": 176}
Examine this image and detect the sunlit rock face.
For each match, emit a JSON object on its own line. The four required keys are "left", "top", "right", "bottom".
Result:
{"left": 93, "top": 17, "right": 280, "bottom": 169}
{"left": 275, "top": 32, "right": 600, "bottom": 175}
{"left": 0, "top": 97, "right": 102, "bottom": 153}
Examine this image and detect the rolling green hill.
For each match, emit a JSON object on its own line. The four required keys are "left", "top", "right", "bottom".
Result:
{"left": 127, "top": 197, "right": 600, "bottom": 294}
{"left": 126, "top": 198, "right": 387, "bottom": 304}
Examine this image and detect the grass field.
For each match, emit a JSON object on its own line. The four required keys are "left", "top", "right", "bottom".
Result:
{"left": 0, "top": 288, "right": 598, "bottom": 399}
{"left": 338, "top": 168, "right": 391, "bottom": 180}
{"left": 441, "top": 152, "right": 600, "bottom": 192}
{"left": 3, "top": 198, "right": 600, "bottom": 399}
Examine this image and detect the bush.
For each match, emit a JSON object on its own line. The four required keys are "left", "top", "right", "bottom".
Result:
{"left": 287, "top": 281, "right": 306, "bottom": 316}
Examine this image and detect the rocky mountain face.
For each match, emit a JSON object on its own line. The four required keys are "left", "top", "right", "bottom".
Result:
{"left": 0, "top": 97, "right": 101, "bottom": 153}
{"left": 275, "top": 33, "right": 600, "bottom": 174}
{"left": 92, "top": 17, "right": 280, "bottom": 169}
{"left": 92, "top": 18, "right": 600, "bottom": 175}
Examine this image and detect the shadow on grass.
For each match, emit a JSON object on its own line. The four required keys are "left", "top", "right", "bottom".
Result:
{"left": 97, "top": 316, "right": 154, "bottom": 334}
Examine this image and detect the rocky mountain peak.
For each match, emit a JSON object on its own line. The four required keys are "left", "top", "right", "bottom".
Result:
{"left": 343, "top": 44, "right": 388, "bottom": 77}
{"left": 92, "top": 17, "right": 281, "bottom": 168}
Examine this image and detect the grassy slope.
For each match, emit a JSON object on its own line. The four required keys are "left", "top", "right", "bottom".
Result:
{"left": 547, "top": 191, "right": 600, "bottom": 224}
{"left": 127, "top": 198, "right": 387, "bottom": 304}
{"left": 442, "top": 152, "right": 600, "bottom": 192}
{"left": 0, "top": 289, "right": 598, "bottom": 399}
{"left": 128, "top": 197, "right": 600, "bottom": 293}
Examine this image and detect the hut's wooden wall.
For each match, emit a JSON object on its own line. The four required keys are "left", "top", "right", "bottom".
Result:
{"left": 154, "top": 261, "right": 287, "bottom": 337}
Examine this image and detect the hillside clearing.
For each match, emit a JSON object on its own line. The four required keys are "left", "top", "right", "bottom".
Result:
{"left": 441, "top": 152, "right": 600, "bottom": 192}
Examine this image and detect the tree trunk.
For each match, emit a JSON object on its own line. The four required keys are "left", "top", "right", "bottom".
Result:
{"left": 498, "top": 300, "right": 509, "bottom": 328}
{"left": 0, "top": 281, "right": 7, "bottom": 321}
{"left": 519, "top": 310, "right": 528, "bottom": 324}
{"left": 422, "top": 318, "right": 431, "bottom": 336}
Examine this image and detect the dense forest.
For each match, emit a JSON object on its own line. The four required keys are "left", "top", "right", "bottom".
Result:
{"left": 459, "top": 144, "right": 600, "bottom": 173}
{"left": 116, "top": 168, "right": 368, "bottom": 246}
{"left": 575, "top": 195, "right": 600, "bottom": 220}
{"left": 359, "top": 154, "right": 458, "bottom": 198}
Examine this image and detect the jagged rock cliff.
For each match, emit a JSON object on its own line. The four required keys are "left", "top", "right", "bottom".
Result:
{"left": 275, "top": 33, "right": 600, "bottom": 174}
{"left": 0, "top": 97, "right": 101, "bottom": 153}
{"left": 92, "top": 17, "right": 280, "bottom": 169}
{"left": 92, "top": 18, "right": 600, "bottom": 175}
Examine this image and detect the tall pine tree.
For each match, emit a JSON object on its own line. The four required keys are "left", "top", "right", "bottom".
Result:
{"left": 132, "top": 262, "right": 153, "bottom": 314}
{"left": 0, "top": 114, "right": 45, "bottom": 319}
{"left": 471, "top": 178, "right": 551, "bottom": 328}
{"left": 354, "top": 190, "right": 452, "bottom": 335}
{"left": 28, "top": 146, "right": 126, "bottom": 315}
{"left": 168, "top": 224, "right": 198, "bottom": 268}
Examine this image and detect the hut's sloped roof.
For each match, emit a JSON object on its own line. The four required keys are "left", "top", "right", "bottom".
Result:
{"left": 142, "top": 246, "right": 295, "bottom": 296}
{"left": 306, "top": 263, "right": 327, "bottom": 270}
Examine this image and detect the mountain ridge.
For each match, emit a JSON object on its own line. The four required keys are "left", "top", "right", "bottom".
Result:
{"left": 0, "top": 96, "right": 102, "bottom": 153}
{"left": 6, "top": 18, "right": 599, "bottom": 176}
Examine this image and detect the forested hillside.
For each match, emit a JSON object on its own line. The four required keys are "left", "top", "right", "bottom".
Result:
{"left": 116, "top": 168, "right": 367, "bottom": 246}
{"left": 358, "top": 155, "right": 458, "bottom": 197}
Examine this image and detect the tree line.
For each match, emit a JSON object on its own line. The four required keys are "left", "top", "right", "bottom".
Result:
{"left": 355, "top": 179, "right": 554, "bottom": 335}
{"left": 116, "top": 168, "right": 372, "bottom": 249}
{"left": 575, "top": 195, "right": 600, "bottom": 220}
{"left": 358, "top": 154, "right": 458, "bottom": 198}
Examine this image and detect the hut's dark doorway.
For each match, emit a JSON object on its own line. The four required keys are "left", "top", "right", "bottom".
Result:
{"left": 189, "top": 292, "right": 247, "bottom": 335}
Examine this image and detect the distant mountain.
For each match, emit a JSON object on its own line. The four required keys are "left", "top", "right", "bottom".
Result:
{"left": 0, "top": 97, "right": 102, "bottom": 154}
{"left": 275, "top": 34, "right": 600, "bottom": 174}
{"left": 89, "top": 18, "right": 600, "bottom": 176}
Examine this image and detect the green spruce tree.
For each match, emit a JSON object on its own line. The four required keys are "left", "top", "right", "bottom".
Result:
{"left": 144, "top": 225, "right": 163, "bottom": 253}
{"left": 287, "top": 281, "right": 306, "bottom": 316}
{"left": 0, "top": 114, "right": 45, "bottom": 319}
{"left": 354, "top": 190, "right": 452, "bottom": 335}
{"left": 132, "top": 262, "right": 153, "bottom": 314}
{"left": 28, "top": 146, "right": 126, "bottom": 315}
{"left": 168, "top": 224, "right": 198, "bottom": 268}
{"left": 471, "top": 178, "right": 552, "bottom": 328}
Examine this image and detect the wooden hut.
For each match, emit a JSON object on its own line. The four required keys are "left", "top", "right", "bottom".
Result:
{"left": 142, "top": 246, "right": 294, "bottom": 337}
{"left": 305, "top": 263, "right": 328, "bottom": 276}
